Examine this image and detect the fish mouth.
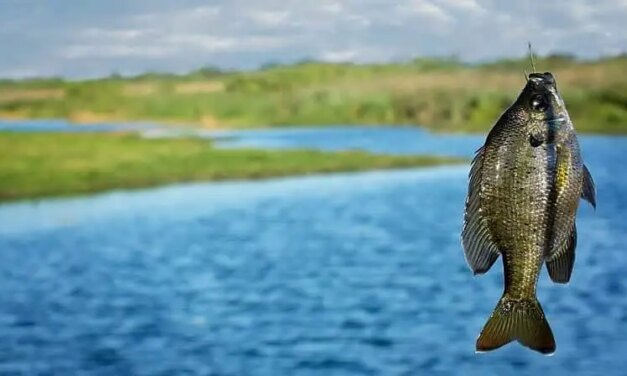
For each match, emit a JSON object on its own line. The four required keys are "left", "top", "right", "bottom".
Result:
{"left": 529, "top": 72, "right": 556, "bottom": 87}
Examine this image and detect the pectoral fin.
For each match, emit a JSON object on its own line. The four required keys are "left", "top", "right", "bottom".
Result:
{"left": 581, "top": 164, "right": 596, "bottom": 209}
{"left": 462, "top": 147, "right": 500, "bottom": 275}
{"left": 546, "top": 225, "right": 576, "bottom": 284}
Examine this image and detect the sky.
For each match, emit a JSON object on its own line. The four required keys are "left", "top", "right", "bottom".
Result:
{"left": 1, "top": 0, "right": 626, "bottom": 78}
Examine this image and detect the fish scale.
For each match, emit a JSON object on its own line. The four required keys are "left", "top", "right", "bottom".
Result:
{"left": 462, "top": 72, "right": 596, "bottom": 354}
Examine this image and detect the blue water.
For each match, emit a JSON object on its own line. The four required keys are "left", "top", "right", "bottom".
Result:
{"left": 212, "top": 126, "right": 487, "bottom": 158}
{"left": 0, "top": 119, "right": 156, "bottom": 133}
{"left": 0, "top": 123, "right": 626, "bottom": 375}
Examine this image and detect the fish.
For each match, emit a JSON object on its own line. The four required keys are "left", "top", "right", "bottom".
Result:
{"left": 461, "top": 71, "right": 596, "bottom": 354}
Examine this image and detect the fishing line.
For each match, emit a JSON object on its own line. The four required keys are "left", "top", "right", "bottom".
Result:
{"left": 523, "top": 0, "right": 538, "bottom": 77}
{"left": 528, "top": 42, "right": 536, "bottom": 73}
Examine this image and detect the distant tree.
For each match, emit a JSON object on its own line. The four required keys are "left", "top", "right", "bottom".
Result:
{"left": 191, "top": 65, "right": 223, "bottom": 77}
{"left": 260, "top": 61, "right": 282, "bottom": 70}
{"left": 544, "top": 52, "right": 576, "bottom": 61}
{"left": 411, "top": 55, "right": 464, "bottom": 70}
{"left": 109, "top": 70, "right": 123, "bottom": 79}
{"left": 294, "top": 58, "right": 319, "bottom": 66}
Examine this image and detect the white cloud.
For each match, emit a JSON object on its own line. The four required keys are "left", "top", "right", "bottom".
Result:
{"left": 167, "top": 5, "right": 222, "bottom": 23}
{"left": 61, "top": 23, "right": 292, "bottom": 60}
{"left": 435, "top": 0, "right": 482, "bottom": 12}
{"left": 163, "top": 35, "right": 236, "bottom": 51}
{"left": 58, "top": 3, "right": 292, "bottom": 61}
{"left": 61, "top": 27, "right": 168, "bottom": 59}
{"left": 81, "top": 28, "right": 153, "bottom": 41}
{"left": 346, "top": 14, "right": 372, "bottom": 28}
{"left": 0, "top": 0, "right": 625, "bottom": 77}
{"left": 0, "top": 68, "right": 46, "bottom": 78}
{"left": 248, "top": 10, "right": 290, "bottom": 27}
{"left": 62, "top": 44, "right": 171, "bottom": 59}
{"left": 132, "top": 6, "right": 221, "bottom": 31}
{"left": 402, "top": 0, "right": 453, "bottom": 24}
{"left": 566, "top": 0, "right": 597, "bottom": 21}
{"left": 320, "top": 2, "right": 343, "bottom": 14}
{"left": 164, "top": 34, "right": 290, "bottom": 52}
{"left": 320, "top": 49, "right": 359, "bottom": 62}
{"left": 319, "top": 46, "right": 391, "bottom": 64}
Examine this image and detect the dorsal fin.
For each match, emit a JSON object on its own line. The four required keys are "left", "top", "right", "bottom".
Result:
{"left": 582, "top": 164, "right": 596, "bottom": 209}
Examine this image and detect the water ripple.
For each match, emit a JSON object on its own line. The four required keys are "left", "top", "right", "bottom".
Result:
{"left": 0, "top": 130, "right": 626, "bottom": 375}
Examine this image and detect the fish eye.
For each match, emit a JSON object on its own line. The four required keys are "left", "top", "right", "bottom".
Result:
{"left": 530, "top": 94, "right": 547, "bottom": 111}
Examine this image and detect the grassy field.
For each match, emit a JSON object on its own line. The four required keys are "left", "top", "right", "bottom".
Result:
{"left": 0, "top": 55, "right": 625, "bottom": 133}
{"left": 0, "top": 132, "right": 462, "bottom": 201}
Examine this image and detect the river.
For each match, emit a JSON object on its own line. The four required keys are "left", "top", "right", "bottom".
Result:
{"left": 0, "top": 121, "right": 625, "bottom": 375}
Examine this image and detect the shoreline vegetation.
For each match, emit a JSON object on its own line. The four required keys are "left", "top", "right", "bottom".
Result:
{"left": 0, "top": 132, "right": 464, "bottom": 202}
{"left": 0, "top": 55, "right": 625, "bottom": 134}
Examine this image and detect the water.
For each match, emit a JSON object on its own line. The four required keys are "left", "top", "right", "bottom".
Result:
{"left": 0, "top": 119, "right": 156, "bottom": 133}
{"left": 0, "top": 123, "right": 626, "bottom": 375}
{"left": 212, "top": 126, "right": 487, "bottom": 158}
{"left": 0, "top": 120, "right": 485, "bottom": 158}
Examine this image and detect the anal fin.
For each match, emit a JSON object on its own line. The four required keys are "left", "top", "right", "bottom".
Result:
{"left": 546, "top": 225, "right": 577, "bottom": 284}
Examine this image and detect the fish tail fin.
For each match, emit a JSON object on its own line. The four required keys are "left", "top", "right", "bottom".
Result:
{"left": 476, "top": 296, "right": 555, "bottom": 355}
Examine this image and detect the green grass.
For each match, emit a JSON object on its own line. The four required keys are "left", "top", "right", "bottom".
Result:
{"left": 0, "top": 132, "right": 463, "bottom": 201}
{"left": 1, "top": 55, "right": 625, "bottom": 133}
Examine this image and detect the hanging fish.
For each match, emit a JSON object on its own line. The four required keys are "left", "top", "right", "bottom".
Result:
{"left": 462, "top": 71, "right": 596, "bottom": 354}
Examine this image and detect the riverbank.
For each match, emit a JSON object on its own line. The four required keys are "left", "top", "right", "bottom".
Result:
{"left": 0, "top": 55, "right": 625, "bottom": 134}
{"left": 0, "top": 132, "right": 463, "bottom": 202}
